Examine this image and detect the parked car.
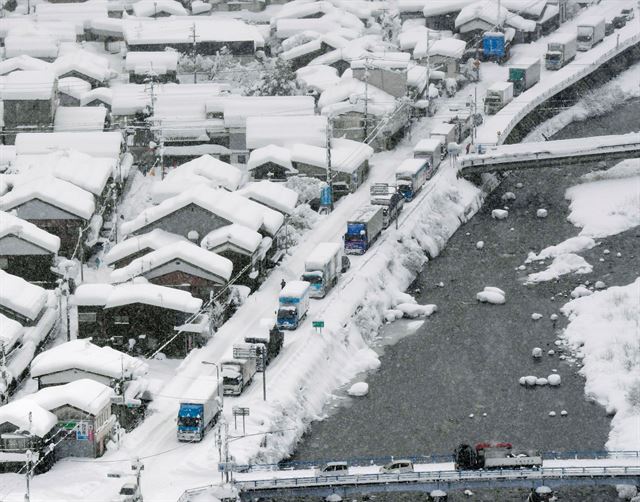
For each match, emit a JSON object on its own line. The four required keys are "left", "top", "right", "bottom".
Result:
{"left": 605, "top": 22, "right": 615, "bottom": 36}
{"left": 621, "top": 8, "right": 635, "bottom": 21}
{"left": 315, "top": 461, "right": 348, "bottom": 476}
{"left": 380, "top": 459, "right": 414, "bottom": 474}
{"left": 341, "top": 255, "right": 351, "bottom": 273}
{"left": 612, "top": 15, "right": 627, "bottom": 29}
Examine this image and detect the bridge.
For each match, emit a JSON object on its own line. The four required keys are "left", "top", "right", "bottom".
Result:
{"left": 176, "top": 451, "right": 640, "bottom": 501}
{"left": 458, "top": 132, "right": 640, "bottom": 178}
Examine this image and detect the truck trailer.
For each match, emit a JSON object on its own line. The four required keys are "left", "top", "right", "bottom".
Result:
{"left": 221, "top": 356, "right": 257, "bottom": 396}
{"left": 455, "top": 442, "right": 543, "bottom": 470}
{"left": 545, "top": 33, "right": 577, "bottom": 70}
{"left": 370, "top": 184, "right": 405, "bottom": 228}
{"left": 508, "top": 58, "right": 541, "bottom": 96}
{"left": 244, "top": 323, "right": 284, "bottom": 368}
{"left": 344, "top": 205, "right": 384, "bottom": 255}
{"left": 395, "top": 159, "right": 431, "bottom": 202}
{"left": 413, "top": 137, "right": 443, "bottom": 169}
{"left": 176, "top": 376, "right": 221, "bottom": 441}
{"left": 577, "top": 17, "right": 606, "bottom": 51}
{"left": 301, "top": 242, "right": 343, "bottom": 298}
{"left": 276, "top": 280, "right": 310, "bottom": 329}
{"left": 429, "top": 122, "right": 457, "bottom": 156}
{"left": 484, "top": 82, "right": 514, "bottom": 115}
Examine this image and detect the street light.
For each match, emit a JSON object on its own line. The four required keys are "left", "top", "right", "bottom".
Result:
{"left": 201, "top": 361, "right": 223, "bottom": 406}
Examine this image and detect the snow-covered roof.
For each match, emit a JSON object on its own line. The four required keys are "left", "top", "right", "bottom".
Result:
{"left": 58, "top": 77, "right": 92, "bottom": 99}
{"left": 318, "top": 76, "right": 396, "bottom": 116}
{"left": 0, "top": 55, "right": 52, "bottom": 76}
{"left": 30, "top": 339, "right": 148, "bottom": 380}
{"left": 280, "top": 280, "right": 310, "bottom": 298}
{"left": 291, "top": 138, "right": 374, "bottom": 174}
{"left": 0, "top": 270, "right": 47, "bottom": 321}
{"left": 205, "top": 96, "right": 315, "bottom": 129}
{"left": 104, "top": 283, "right": 203, "bottom": 313}
{"left": 247, "top": 144, "right": 295, "bottom": 173}
{"left": 35, "top": 1, "right": 109, "bottom": 32}
{"left": 200, "top": 224, "right": 262, "bottom": 254}
{"left": 237, "top": 181, "right": 299, "bottom": 215}
{"left": 296, "top": 64, "right": 340, "bottom": 93}
{"left": 72, "top": 283, "right": 115, "bottom": 306}
{"left": 123, "top": 18, "right": 264, "bottom": 46}
{"left": 306, "top": 242, "right": 341, "bottom": 269}
{"left": 80, "top": 87, "right": 113, "bottom": 107}
{"left": 125, "top": 51, "right": 179, "bottom": 73}
{"left": 164, "top": 155, "right": 241, "bottom": 191}
{"left": 0, "top": 399, "right": 57, "bottom": 438}
{"left": 241, "top": 197, "right": 284, "bottom": 237}
{"left": 423, "top": 0, "right": 474, "bottom": 17}
{"left": 4, "top": 35, "right": 59, "bottom": 60}
{"left": 54, "top": 107, "right": 107, "bottom": 132}
{"left": 281, "top": 39, "right": 323, "bottom": 61}
{"left": 0, "top": 177, "right": 95, "bottom": 220}
{"left": 500, "top": 0, "right": 547, "bottom": 18}
{"left": 89, "top": 17, "right": 124, "bottom": 37}
{"left": 0, "top": 312, "right": 23, "bottom": 352}
{"left": 0, "top": 210, "right": 60, "bottom": 253}
{"left": 15, "top": 132, "right": 122, "bottom": 159}
{"left": 414, "top": 137, "right": 444, "bottom": 152}
{"left": 0, "top": 71, "right": 56, "bottom": 100}
{"left": 350, "top": 52, "right": 411, "bottom": 70}
{"left": 455, "top": 0, "right": 536, "bottom": 32}
{"left": 26, "top": 379, "right": 114, "bottom": 416}
{"left": 110, "top": 241, "right": 233, "bottom": 284}
{"left": 132, "top": 0, "right": 187, "bottom": 17}
{"left": 121, "top": 186, "right": 264, "bottom": 236}
{"left": 110, "top": 84, "right": 150, "bottom": 116}
{"left": 53, "top": 52, "right": 111, "bottom": 83}
{"left": 397, "top": 158, "right": 427, "bottom": 175}
{"left": 246, "top": 115, "right": 328, "bottom": 150}
{"left": 103, "top": 229, "right": 187, "bottom": 266}
{"left": 53, "top": 151, "right": 114, "bottom": 195}
{"left": 428, "top": 38, "right": 467, "bottom": 59}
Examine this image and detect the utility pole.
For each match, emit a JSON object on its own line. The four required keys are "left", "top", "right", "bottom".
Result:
{"left": 78, "top": 227, "right": 84, "bottom": 282}
{"left": 25, "top": 448, "right": 32, "bottom": 502}
{"left": 325, "top": 119, "right": 334, "bottom": 210}
{"left": 497, "top": 0, "right": 502, "bottom": 28}
{"left": 363, "top": 57, "right": 370, "bottom": 140}
{"left": 426, "top": 27, "right": 430, "bottom": 87}
{"left": 190, "top": 23, "right": 198, "bottom": 84}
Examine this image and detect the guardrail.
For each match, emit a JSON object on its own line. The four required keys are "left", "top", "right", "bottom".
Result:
{"left": 477, "top": 27, "right": 640, "bottom": 147}
{"left": 238, "top": 465, "right": 640, "bottom": 491}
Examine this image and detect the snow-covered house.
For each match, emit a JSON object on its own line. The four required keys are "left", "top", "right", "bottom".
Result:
{"left": 0, "top": 177, "right": 95, "bottom": 255}
{"left": 73, "top": 283, "right": 203, "bottom": 357}
{"left": 0, "top": 55, "right": 52, "bottom": 76}
{"left": 104, "top": 229, "right": 187, "bottom": 269}
{"left": 80, "top": 87, "right": 113, "bottom": 110}
{"left": 132, "top": 0, "right": 187, "bottom": 17}
{"left": 0, "top": 400, "right": 57, "bottom": 473}
{"left": 420, "top": 38, "right": 467, "bottom": 78}
{"left": 245, "top": 115, "right": 328, "bottom": 151}
{"left": 236, "top": 181, "right": 298, "bottom": 215}
{"left": 454, "top": 0, "right": 538, "bottom": 43}
{"left": 14, "top": 131, "right": 123, "bottom": 160}
{"left": 25, "top": 379, "right": 115, "bottom": 458}
{"left": 1, "top": 71, "right": 58, "bottom": 145}
{"left": 110, "top": 241, "right": 233, "bottom": 300}
{"left": 57, "top": 77, "right": 92, "bottom": 106}
{"left": 123, "top": 18, "right": 264, "bottom": 57}
{"left": 30, "top": 339, "right": 149, "bottom": 430}
{"left": 53, "top": 107, "right": 108, "bottom": 132}
{"left": 0, "top": 269, "right": 49, "bottom": 325}
{"left": 125, "top": 51, "right": 179, "bottom": 83}
{"left": 0, "top": 211, "right": 60, "bottom": 286}
{"left": 246, "top": 144, "right": 296, "bottom": 181}
{"left": 351, "top": 53, "right": 411, "bottom": 98}
{"left": 53, "top": 51, "right": 112, "bottom": 89}
{"left": 423, "top": 0, "right": 474, "bottom": 30}
{"left": 121, "top": 186, "right": 265, "bottom": 240}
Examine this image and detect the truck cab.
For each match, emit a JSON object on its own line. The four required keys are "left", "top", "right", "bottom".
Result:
{"left": 177, "top": 403, "right": 206, "bottom": 441}
{"left": 276, "top": 281, "right": 310, "bottom": 329}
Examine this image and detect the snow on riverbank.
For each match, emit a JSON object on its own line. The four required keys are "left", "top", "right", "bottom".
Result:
{"left": 526, "top": 253, "right": 592, "bottom": 283}
{"left": 560, "top": 278, "right": 640, "bottom": 451}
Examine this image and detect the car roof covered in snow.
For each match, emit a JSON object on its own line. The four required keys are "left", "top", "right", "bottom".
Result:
{"left": 200, "top": 224, "right": 263, "bottom": 254}
{"left": 30, "top": 339, "right": 148, "bottom": 380}
{"left": 104, "top": 283, "right": 203, "bottom": 313}
{"left": 0, "top": 399, "right": 57, "bottom": 437}
{"left": 0, "top": 270, "right": 47, "bottom": 321}
{"left": 237, "top": 181, "right": 299, "bottom": 216}
{"left": 26, "top": 379, "right": 114, "bottom": 416}
{"left": 110, "top": 241, "right": 233, "bottom": 284}
{"left": 103, "top": 229, "right": 187, "bottom": 266}
{"left": 0, "top": 210, "right": 60, "bottom": 253}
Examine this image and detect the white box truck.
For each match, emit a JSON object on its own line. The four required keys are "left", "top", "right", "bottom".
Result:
{"left": 276, "top": 280, "right": 311, "bottom": 329}
{"left": 577, "top": 17, "right": 605, "bottom": 51}
{"left": 221, "top": 356, "right": 257, "bottom": 396}
{"left": 176, "top": 376, "right": 221, "bottom": 441}
{"left": 429, "top": 123, "right": 457, "bottom": 156}
{"left": 301, "top": 242, "right": 343, "bottom": 298}
{"left": 508, "top": 58, "right": 541, "bottom": 96}
{"left": 484, "top": 82, "right": 514, "bottom": 115}
{"left": 413, "top": 138, "right": 443, "bottom": 170}
{"left": 545, "top": 33, "right": 577, "bottom": 70}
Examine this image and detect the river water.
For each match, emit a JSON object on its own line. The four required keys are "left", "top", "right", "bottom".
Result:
{"left": 288, "top": 100, "right": 640, "bottom": 500}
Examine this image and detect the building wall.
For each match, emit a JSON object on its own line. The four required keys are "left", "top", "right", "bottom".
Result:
{"left": 77, "top": 305, "right": 107, "bottom": 340}
{"left": 144, "top": 266, "right": 226, "bottom": 300}
{"left": 28, "top": 219, "right": 85, "bottom": 256}
{"left": 133, "top": 203, "right": 232, "bottom": 241}
{"left": 127, "top": 40, "right": 255, "bottom": 56}
{"left": 53, "top": 403, "right": 113, "bottom": 459}
{"left": 37, "top": 369, "right": 113, "bottom": 390}
{"left": 4, "top": 99, "right": 56, "bottom": 129}
{"left": 250, "top": 161, "right": 289, "bottom": 181}
{"left": 0, "top": 254, "right": 57, "bottom": 286}
{"left": 58, "top": 93, "right": 81, "bottom": 107}
{"left": 352, "top": 67, "right": 408, "bottom": 98}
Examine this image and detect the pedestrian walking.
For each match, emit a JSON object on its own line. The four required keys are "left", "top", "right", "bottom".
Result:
{"left": 281, "top": 279, "right": 286, "bottom": 290}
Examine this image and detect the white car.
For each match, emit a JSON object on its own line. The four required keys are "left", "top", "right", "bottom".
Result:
{"left": 380, "top": 459, "right": 414, "bottom": 474}
{"left": 621, "top": 8, "right": 635, "bottom": 21}
{"left": 315, "top": 461, "right": 348, "bottom": 477}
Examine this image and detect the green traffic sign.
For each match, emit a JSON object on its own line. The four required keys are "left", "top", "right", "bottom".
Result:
{"left": 312, "top": 321, "right": 324, "bottom": 328}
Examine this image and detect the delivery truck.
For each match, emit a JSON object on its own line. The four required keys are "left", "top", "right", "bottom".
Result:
{"left": 429, "top": 122, "right": 457, "bottom": 156}
{"left": 276, "top": 280, "right": 310, "bottom": 329}
{"left": 344, "top": 205, "right": 384, "bottom": 255}
{"left": 508, "top": 58, "right": 541, "bottom": 96}
{"left": 244, "top": 323, "right": 284, "bottom": 369}
{"left": 370, "top": 183, "right": 405, "bottom": 228}
{"left": 176, "top": 376, "right": 221, "bottom": 442}
{"left": 395, "top": 159, "right": 431, "bottom": 201}
{"left": 577, "top": 17, "right": 605, "bottom": 51}
{"left": 545, "top": 33, "right": 577, "bottom": 70}
{"left": 484, "top": 82, "right": 514, "bottom": 115}
{"left": 221, "top": 355, "right": 257, "bottom": 396}
{"left": 413, "top": 137, "right": 443, "bottom": 170}
{"left": 301, "top": 242, "right": 343, "bottom": 298}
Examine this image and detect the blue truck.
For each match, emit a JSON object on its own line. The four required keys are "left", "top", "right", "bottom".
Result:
{"left": 344, "top": 205, "right": 385, "bottom": 255}
{"left": 276, "top": 281, "right": 311, "bottom": 330}
{"left": 177, "top": 376, "right": 221, "bottom": 442}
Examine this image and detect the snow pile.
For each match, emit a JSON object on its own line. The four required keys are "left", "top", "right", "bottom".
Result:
{"left": 531, "top": 313, "right": 542, "bottom": 321}
{"left": 536, "top": 208, "right": 548, "bottom": 219}
{"left": 526, "top": 236, "right": 596, "bottom": 262}
{"left": 526, "top": 254, "right": 592, "bottom": 284}
{"left": 565, "top": 174, "right": 640, "bottom": 238}
{"left": 491, "top": 209, "right": 508, "bottom": 220}
{"left": 395, "top": 303, "right": 437, "bottom": 318}
{"left": 561, "top": 278, "right": 640, "bottom": 450}
{"left": 476, "top": 286, "right": 505, "bottom": 304}
{"left": 347, "top": 382, "right": 369, "bottom": 397}
{"left": 548, "top": 374, "right": 561, "bottom": 386}
{"left": 571, "top": 285, "right": 592, "bottom": 298}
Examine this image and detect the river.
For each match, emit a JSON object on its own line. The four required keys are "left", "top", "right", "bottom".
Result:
{"left": 288, "top": 99, "right": 640, "bottom": 500}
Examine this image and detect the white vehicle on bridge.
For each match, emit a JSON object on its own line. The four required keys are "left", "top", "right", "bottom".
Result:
{"left": 455, "top": 442, "right": 542, "bottom": 470}
{"left": 577, "top": 17, "right": 606, "bottom": 51}
{"left": 380, "top": 459, "right": 414, "bottom": 474}
{"left": 301, "top": 243, "right": 343, "bottom": 299}
{"left": 315, "top": 461, "right": 348, "bottom": 476}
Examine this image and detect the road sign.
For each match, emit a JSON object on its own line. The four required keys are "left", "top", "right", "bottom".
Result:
{"left": 312, "top": 321, "right": 324, "bottom": 328}
{"left": 232, "top": 407, "right": 250, "bottom": 417}
{"left": 233, "top": 344, "right": 257, "bottom": 360}
{"left": 218, "top": 462, "right": 235, "bottom": 473}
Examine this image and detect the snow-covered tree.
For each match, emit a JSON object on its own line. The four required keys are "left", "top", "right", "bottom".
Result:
{"left": 248, "top": 58, "right": 299, "bottom": 97}
{"left": 379, "top": 7, "right": 401, "bottom": 44}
